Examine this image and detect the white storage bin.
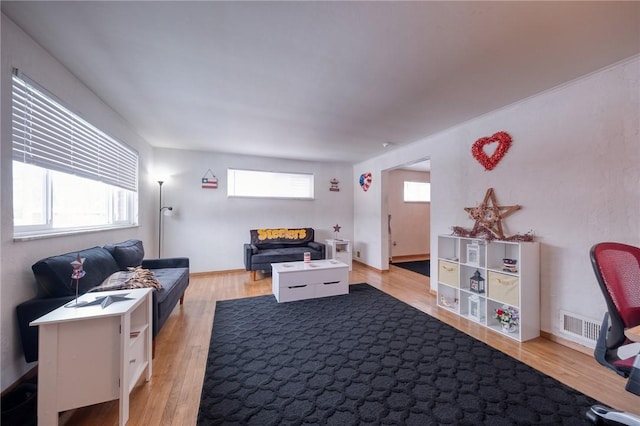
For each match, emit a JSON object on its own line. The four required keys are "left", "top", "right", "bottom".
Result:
{"left": 488, "top": 271, "right": 520, "bottom": 306}
{"left": 439, "top": 261, "right": 459, "bottom": 287}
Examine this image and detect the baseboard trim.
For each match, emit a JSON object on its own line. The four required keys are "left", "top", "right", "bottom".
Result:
{"left": 191, "top": 262, "right": 395, "bottom": 276}
{"left": 190, "top": 269, "right": 246, "bottom": 277}
{"left": 540, "top": 330, "right": 594, "bottom": 356}
{"left": 353, "top": 259, "right": 385, "bottom": 273}
{"left": 390, "top": 254, "right": 430, "bottom": 263}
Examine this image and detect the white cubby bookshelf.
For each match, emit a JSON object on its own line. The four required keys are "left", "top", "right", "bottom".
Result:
{"left": 437, "top": 234, "right": 540, "bottom": 342}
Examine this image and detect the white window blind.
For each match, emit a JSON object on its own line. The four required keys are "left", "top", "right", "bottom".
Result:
{"left": 228, "top": 169, "right": 314, "bottom": 199}
{"left": 12, "top": 69, "right": 138, "bottom": 192}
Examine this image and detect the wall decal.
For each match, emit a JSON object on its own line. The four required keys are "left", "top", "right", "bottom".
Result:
{"left": 472, "top": 131, "right": 512, "bottom": 171}
{"left": 359, "top": 172, "right": 372, "bottom": 192}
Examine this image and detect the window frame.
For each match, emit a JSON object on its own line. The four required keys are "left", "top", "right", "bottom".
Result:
{"left": 11, "top": 70, "right": 139, "bottom": 239}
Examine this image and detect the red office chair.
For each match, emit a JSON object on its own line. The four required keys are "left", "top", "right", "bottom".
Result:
{"left": 586, "top": 242, "right": 640, "bottom": 426}
{"left": 591, "top": 242, "right": 640, "bottom": 377}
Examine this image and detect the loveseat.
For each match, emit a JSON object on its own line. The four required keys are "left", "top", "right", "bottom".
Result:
{"left": 16, "top": 239, "right": 189, "bottom": 362}
{"left": 244, "top": 228, "right": 325, "bottom": 280}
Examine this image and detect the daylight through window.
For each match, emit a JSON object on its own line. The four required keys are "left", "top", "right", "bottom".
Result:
{"left": 404, "top": 181, "right": 430, "bottom": 202}
{"left": 227, "top": 169, "right": 314, "bottom": 199}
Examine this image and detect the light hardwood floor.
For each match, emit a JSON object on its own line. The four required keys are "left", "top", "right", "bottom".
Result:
{"left": 62, "top": 262, "right": 638, "bottom": 425}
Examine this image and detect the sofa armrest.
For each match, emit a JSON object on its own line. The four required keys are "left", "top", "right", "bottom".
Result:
{"left": 141, "top": 257, "right": 189, "bottom": 269}
{"left": 308, "top": 241, "right": 326, "bottom": 257}
{"left": 244, "top": 244, "right": 258, "bottom": 271}
{"left": 16, "top": 296, "right": 75, "bottom": 363}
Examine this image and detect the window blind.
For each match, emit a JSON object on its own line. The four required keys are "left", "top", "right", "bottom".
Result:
{"left": 12, "top": 70, "right": 138, "bottom": 192}
{"left": 228, "top": 168, "right": 314, "bottom": 199}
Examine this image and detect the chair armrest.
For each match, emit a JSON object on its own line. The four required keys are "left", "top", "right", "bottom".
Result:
{"left": 16, "top": 296, "right": 75, "bottom": 362}
{"left": 141, "top": 257, "right": 189, "bottom": 269}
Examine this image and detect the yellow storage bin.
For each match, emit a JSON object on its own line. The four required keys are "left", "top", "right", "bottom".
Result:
{"left": 438, "top": 260, "right": 459, "bottom": 287}
{"left": 488, "top": 271, "right": 519, "bottom": 306}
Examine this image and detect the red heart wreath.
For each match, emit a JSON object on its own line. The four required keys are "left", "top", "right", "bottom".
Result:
{"left": 472, "top": 131, "right": 512, "bottom": 171}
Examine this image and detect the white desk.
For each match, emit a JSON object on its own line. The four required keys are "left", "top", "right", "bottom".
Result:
{"left": 626, "top": 325, "right": 640, "bottom": 342}
{"left": 31, "top": 288, "right": 153, "bottom": 426}
{"left": 624, "top": 324, "right": 640, "bottom": 396}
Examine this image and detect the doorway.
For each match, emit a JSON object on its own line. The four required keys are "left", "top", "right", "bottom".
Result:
{"left": 385, "top": 159, "right": 431, "bottom": 264}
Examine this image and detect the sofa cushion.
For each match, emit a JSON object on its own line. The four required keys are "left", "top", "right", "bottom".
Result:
{"left": 250, "top": 228, "right": 315, "bottom": 249}
{"left": 251, "top": 246, "right": 323, "bottom": 264}
{"left": 32, "top": 247, "right": 120, "bottom": 298}
{"left": 103, "top": 239, "right": 145, "bottom": 270}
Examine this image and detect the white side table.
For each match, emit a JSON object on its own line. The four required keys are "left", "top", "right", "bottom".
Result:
{"left": 325, "top": 239, "right": 352, "bottom": 271}
{"left": 31, "top": 288, "right": 153, "bottom": 426}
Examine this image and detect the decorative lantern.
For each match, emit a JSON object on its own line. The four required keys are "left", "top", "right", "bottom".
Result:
{"left": 468, "top": 294, "right": 481, "bottom": 322}
{"left": 470, "top": 270, "right": 485, "bottom": 293}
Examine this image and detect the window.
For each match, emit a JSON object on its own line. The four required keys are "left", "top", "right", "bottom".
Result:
{"left": 404, "top": 181, "right": 430, "bottom": 202}
{"left": 227, "top": 169, "right": 314, "bottom": 199}
{"left": 12, "top": 70, "right": 138, "bottom": 238}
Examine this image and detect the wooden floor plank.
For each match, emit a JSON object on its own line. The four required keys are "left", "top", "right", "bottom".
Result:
{"left": 60, "top": 262, "right": 638, "bottom": 425}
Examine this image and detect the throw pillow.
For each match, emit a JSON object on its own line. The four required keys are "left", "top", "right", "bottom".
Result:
{"left": 103, "top": 239, "right": 145, "bottom": 269}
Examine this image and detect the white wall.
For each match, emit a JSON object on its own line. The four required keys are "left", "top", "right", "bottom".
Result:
{"left": 1, "top": 14, "right": 157, "bottom": 390}
{"left": 154, "top": 148, "right": 354, "bottom": 273}
{"left": 354, "top": 56, "right": 640, "bottom": 340}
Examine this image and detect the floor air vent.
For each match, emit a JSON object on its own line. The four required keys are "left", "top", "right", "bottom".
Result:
{"left": 560, "top": 310, "right": 601, "bottom": 348}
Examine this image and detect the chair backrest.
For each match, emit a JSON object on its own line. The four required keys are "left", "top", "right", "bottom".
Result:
{"left": 591, "top": 242, "right": 640, "bottom": 349}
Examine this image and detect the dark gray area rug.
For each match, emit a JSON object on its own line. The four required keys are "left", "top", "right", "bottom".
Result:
{"left": 197, "top": 284, "right": 598, "bottom": 425}
{"left": 392, "top": 260, "right": 430, "bottom": 277}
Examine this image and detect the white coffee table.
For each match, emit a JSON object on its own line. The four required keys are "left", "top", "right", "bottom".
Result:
{"left": 271, "top": 259, "right": 349, "bottom": 303}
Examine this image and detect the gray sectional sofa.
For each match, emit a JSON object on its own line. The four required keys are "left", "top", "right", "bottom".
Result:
{"left": 16, "top": 239, "right": 189, "bottom": 362}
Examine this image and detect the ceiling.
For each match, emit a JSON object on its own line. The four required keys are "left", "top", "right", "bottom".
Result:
{"left": 2, "top": 1, "right": 639, "bottom": 163}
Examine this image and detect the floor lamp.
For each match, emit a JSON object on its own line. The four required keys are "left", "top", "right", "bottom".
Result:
{"left": 158, "top": 180, "right": 173, "bottom": 258}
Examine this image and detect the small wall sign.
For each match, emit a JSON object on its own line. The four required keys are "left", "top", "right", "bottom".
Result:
{"left": 202, "top": 169, "right": 218, "bottom": 189}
